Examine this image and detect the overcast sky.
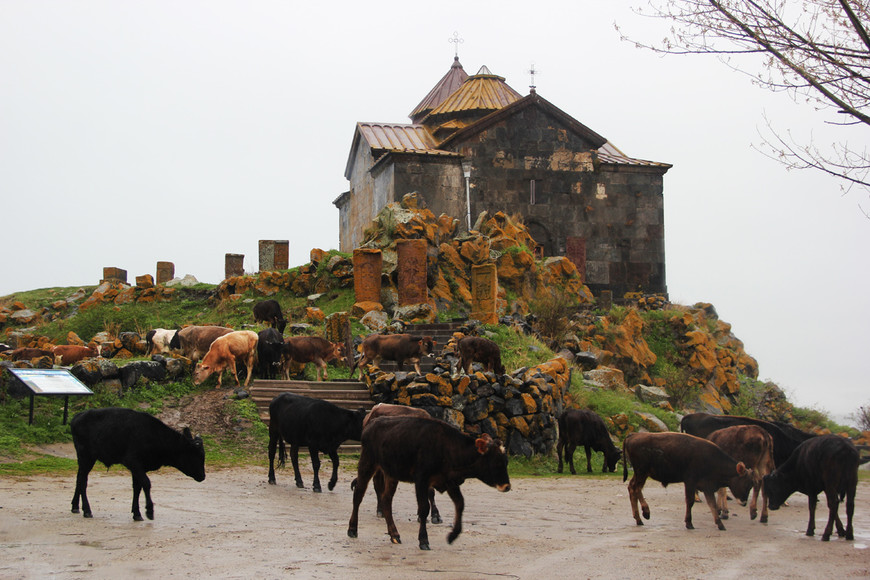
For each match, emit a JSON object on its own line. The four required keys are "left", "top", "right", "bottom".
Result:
{"left": 2, "top": 1, "right": 867, "bottom": 423}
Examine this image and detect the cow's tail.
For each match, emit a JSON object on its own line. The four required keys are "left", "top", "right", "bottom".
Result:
{"left": 622, "top": 438, "right": 630, "bottom": 482}
{"left": 277, "top": 438, "right": 286, "bottom": 469}
{"left": 351, "top": 477, "right": 358, "bottom": 491}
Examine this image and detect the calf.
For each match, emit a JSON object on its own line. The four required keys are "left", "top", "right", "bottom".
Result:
{"left": 267, "top": 393, "right": 365, "bottom": 493}
{"left": 170, "top": 325, "right": 233, "bottom": 362}
{"left": 145, "top": 329, "right": 177, "bottom": 355}
{"left": 622, "top": 432, "right": 752, "bottom": 530}
{"left": 9, "top": 347, "right": 55, "bottom": 361}
{"left": 706, "top": 425, "right": 775, "bottom": 522}
{"left": 52, "top": 344, "right": 100, "bottom": 366}
{"left": 363, "top": 404, "right": 442, "bottom": 524}
{"left": 557, "top": 409, "right": 621, "bottom": 474}
{"left": 192, "top": 330, "right": 259, "bottom": 388}
{"left": 763, "top": 434, "right": 859, "bottom": 541}
{"left": 681, "top": 412, "right": 815, "bottom": 467}
{"left": 351, "top": 333, "right": 436, "bottom": 377}
{"left": 281, "top": 336, "right": 344, "bottom": 381}
{"left": 70, "top": 407, "right": 205, "bottom": 520}
{"left": 348, "top": 416, "right": 511, "bottom": 550}
{"left": 457, "top": 336, "right": 505, "bottom": 375}
{"left": 257, "top": 328, "right": 285, "bottom": 380}
{"left": 253, "top": 299, "right": 287, "bottom": 334}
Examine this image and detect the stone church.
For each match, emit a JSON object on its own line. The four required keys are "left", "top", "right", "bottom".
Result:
{"left": 334, "top": 57, "right": 671, "bottom": 298}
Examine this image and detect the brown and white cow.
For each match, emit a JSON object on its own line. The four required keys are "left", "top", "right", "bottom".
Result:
{"left": 170, "top": 326, "right": 234, "bottom": 363}
{"left": 281, "top": 336, "right": 343, "bottom": 381}
{"left": 622, "top": 432, "right": 753, "bottom": 531}
{"left": 362, "top": 404, "right": 441, "bottom": 524}
{"left": 192, "top": 330, "right": 258, "bottom": 388}
{"left": 457, "top": 336, "right": 505, "bottom": 375}
{"left": 145, "top": 329, "right": 177, "bottom": 356}
{"left": 706, "top": 424, "right": 776, "bottom": 522}
{"left": 351, "top": 333, "right": 436, "bottom": 377}
{"left": 348, "top": 416, "right": 510, "bottom": 550}
{"left": 52, "top": 344, "right": 100, "bottom": 366}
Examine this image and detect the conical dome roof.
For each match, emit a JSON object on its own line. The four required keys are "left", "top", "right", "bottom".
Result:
{"left": 409, "top": 57, "right": 469, "bottom": 123}
{"left": 424, "top": 65, "right": 523, "bottom": 120}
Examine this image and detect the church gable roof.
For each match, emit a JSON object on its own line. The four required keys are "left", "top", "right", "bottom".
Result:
{"left": 409, "top": 57, "right": 469, "bottom": 123}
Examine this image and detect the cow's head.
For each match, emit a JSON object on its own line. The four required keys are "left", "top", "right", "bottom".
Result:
{"left": 604, "top": 448, "right": 622, "bottom": 473}
{"left": 474, "top": 433, "right": 511, "bottom": 492}
{"left": 179, "top": 427, "right": 206, "bottom": 482}
{"left": 727, "top": 461, "right": 754, "bottom": 504}
{"left": 192, "top": 362, "right": 212, "bottom": 386}
{"left": 421, "top": 336, "right": 436, "bottom": 356}
{"left": 762, "top": 471, "right": 792, "bottom": 510}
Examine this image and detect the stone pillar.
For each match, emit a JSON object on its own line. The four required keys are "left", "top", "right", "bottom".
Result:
{"left": 259, "top": 240, "right": 289, "bottom": 271}
{"left": 156, "top": 261, "right": 175, "bottom": 285}
{"left": 325, "top": 311, "right": 351, "bottom": 368}
{"left": 396, "top": 239, "right": 428, "bottom": 306}
{"left": 225, "top": 254, "right": 244, "bottom": 279}
{"left": 471, "top": 263, "right": 498, "bottom": 324}
{"left": 102, "top": 267, "right": 127, "bottom": 284}
{"left": 353, "top": 248, "right": 383, "bottom": 304}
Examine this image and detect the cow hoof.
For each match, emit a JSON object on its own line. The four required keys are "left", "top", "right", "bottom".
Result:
{"left": 750, "top": 510, "right": 757, "bottom": 520}
{"left": 720, "top": 513, "right": 729, "bottom": 520}
{"left": 328, "top": 481, "right": 336, "bottom": 491}
{"left": 146, "top": 512, "right": 154, "bottom": 521}
{"left": 822, "top": 535, "right": 831, "bottom": 542}
{"left": 390, "top": 536, "right": 401, "bottom": 545}
{"left": 268, "top": 478, "right": 276, "bottom": 485}
{"left": 717, "top": 524, "right": 726, "bottom": 531}
{"left": 806, "top": 531, "right": 814, "bottom": 537}
{"left": 431, "top": 515, "right": 443, "bottom": 525}
{"left": 313, "top": 487, "right": 322, "bottom": 493}
{"left": 419, "top": 543, "right": 430, "bottom": 551}
{"left": 296, "top": 482, "right": 305, "bottom": 489}
{"left": 846, "top": 532, "right": 854, "bottom": 541}
{"left": 686, "top": 523, "right": 694, "bottom": 530}
{"left": 635, "top": 520, "right": 644, "bottom": 526}
{"left": 133, "top": 514, "right": 144, "bottom": 522}
{"left": 642, "top": 508, "right": 650, "bottom": 520}
{"left": 71, "top": 507, "right": 79, "bottom": 514}
{"left": 760, "top": 515, "right": 768, "bottom": 524}
{"left": 83, "top": 512, "right": 93, "bottom": 519}
{"left": 347, "top": 529, "right": 357, "bottom": 538}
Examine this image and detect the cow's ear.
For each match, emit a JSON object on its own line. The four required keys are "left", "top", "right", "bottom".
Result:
{"left": 475, "top": 433, "right": 493, "bottom": 454}
{"left": 736, "top": 461, "right": 747, "bottom": 476}
{"left": 183, "top": 427, "right": 193, "bottom": 440}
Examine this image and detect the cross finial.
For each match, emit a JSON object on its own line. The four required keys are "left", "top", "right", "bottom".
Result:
{"left": 449, "top": 31, "right": 464, "bottom": 58}
{"left": 528, "top": 63, "right": 538, "bottom": 93}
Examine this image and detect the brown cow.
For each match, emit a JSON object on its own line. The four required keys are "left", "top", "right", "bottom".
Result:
{"left": 557, "top": 409, "right": 621, "bottom": 474}
{"left": 363, "top": 404, "right": 441, "bottom": 524}
{"left": 351, "top": 334, "right": 435, "bottom": 377}
{"left": 170, "top": 326, "right": 233, "bottom": 362}
{"left": 52, "top": 345, "right": 100, "bottom": 366}
{"left": 192, "top": 330, "right": 258, "bottom": 388}
{"left": 281, "top": 336, "right": 343, "bottom": 381}
{"left": 623, "top": 432, "right": 753, "bottom": 530}
{"left": 8, "top": 347, "right": 55, "bottom": 361}
{"left": 707, "top": 425, "right": 776, "bottom": 522}
{"left": 457, "top": 336, "right": 505, "bottom": 375}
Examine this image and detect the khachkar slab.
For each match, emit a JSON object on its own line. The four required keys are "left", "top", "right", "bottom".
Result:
{"left": 102, "top": 267, "right": 127, "bottom": 284}
{"left": 353, "top": 248, "right": 383, "bottom": 304}
{"left": 396, "top": 239, "right": 428, "bottom": 306}
{"left": 259, "top": 240, "right": 289, "bottom": 271}
{"left": 471, "top": 263, "right": 498, "bottom": 324}
{"left": 225, "top": 253, "right": 244, "bottom": 279}
{"left": 156, "top": 261, "right": 175, "bottom": 285}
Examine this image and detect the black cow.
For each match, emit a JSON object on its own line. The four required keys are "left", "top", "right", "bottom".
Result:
{"left": 348, "top": 416, "right": 511, "bottom": 550}
{"left": 267, "top": 393, "right": 365, "bottom": 492}
{"left": 680, "top": 412, "right": 816, "bottom": 467}
{"left": 557, "top": 409, "right": 621, "bottom": 474}
{"left": 253, "top": 299, "right": 287, "bottom": 334}
{"left": 623, "top": 432, "right": 753, "bottom": 530}
{"left": 70, "top": 408, "right": 206, "bottom": 520}
{"left": 257, "top": 328, "right": 284, "bottom": 379}
{"left": 763, "top": 434, "right": 859, "bottom": 541}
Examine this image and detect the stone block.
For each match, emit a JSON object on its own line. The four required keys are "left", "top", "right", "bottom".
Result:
{"left": 225, "top": 254, "right": 244, "bottom": 279}
{"left": 396, "top": 239, "right": 428, "bottom": 306}
{"left": 102, "top": 267, "right": 127, "bottom": 283}
{"left": 156, "top": 261, "right": 175, "bottom": 285}
{"left": 353, "top": 248, "right": 383, "bottom": 304}
{"left": 471, "top": 263, "right": 497, "bottom": 324}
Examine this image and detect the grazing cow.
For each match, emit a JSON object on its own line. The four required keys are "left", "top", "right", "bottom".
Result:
{"left": 145, "top": 329, "right": 177, "bottom": 355}
{"left": 170, "top": 326, "right": 233, "bottom": 363}
{"left": 681, "top": 412, "right": 816, "bottom": 467}
{"left": 457, "top": 336, "right": 505, "bottom": 375}
{"left": 706, "top": 425, "right": 776, "bottom": 522}
{"left": 763, "top": 434, "right": 859, "bottom": 541}
{"left": 52, "top": 344, "right": 100, "bottom": 366}
{"left": 622, "top": 432, "right": 753, "bottom": 530}
{"left": 267, "top": 393, "right": 365, "bottom": 493}
{"left": 8, "top": 347, "right": 55, "bottom": 361}
{"left": 70, "top": 407, "right": 205, "bottom": 520}
{"left": 281, "top": 336, "right": 343, "bottom": 381}
{"left": 348, "top": 416, "right": 511, "bottom": 550}
{"left": 192, "top": 330, "right": 259, "bottom": 388}
{"left": 253, "top": 299, "right": 287, "bottom": 334}
{"left": 557, "top": 409, "right": 621, "bottom": 474}
{"left": 363, "top": 404, "right": 442, "bottom": 524}
{"left": 351, "top": 333, "right": 436, "bottom": 377}
{"left": 257, "top": 328, "right": 285, "bottom": 380}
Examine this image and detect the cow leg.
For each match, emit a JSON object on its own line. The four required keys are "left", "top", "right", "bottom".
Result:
{"left": 445, "top": 485, "right": 465, "bottom": 545}
{"left": 415, "top": 479, "right": 432, "bottom": 550}
{"left": 806, "top": 494, "right": 817, "bottom": 537}
{"left": 309, "top": 448, "right": 322, "bottom": 492}
{"left": 230, "top": 359, "right": 241, "bottom": 388}
{"left": 759, "top": 482, "right": 769, "bottom": 524}
{"left": 821, "top": 489, "right": 841, "bottom": 541}
{"left": 699, "top": 488, "right": 725, "bottom": 530}
{"left": 412, "top": 360, "right": 422, "bottom": 375}
{"left": 584, "top": 445, "right": 594, "bottom": 473}
{"left": 749, "top": 481, "right": 760, "bottom": 521}
{"left": 381, "top": 476, "right": 402, "bottom": 544}
{"left": 373, "top": 469, "right": 385, "bottom": 517}
{"left": 243, "top": 354, "right": 253, "bottom": 387}
{"left": 290, "top": 444, "right": 305, "bottom": 489}
{"left": 267, "top": 431, "right": 280, "bottom": 485}
{"left": 556, "top": 437, "right": 565, "bottom": 473}
{"left": 129, "top": 467, "right": 152, "bottom": 521}
{"left": 429, "top": 488, "right": 442, "bottom": 524}
{"left": 326, "top": 448, "right": 340, "bottom": 491}
{"left": 139, "top": 472, "right": 154, "bottom": 520}
{"left": 845, "top": 487, "right": 855, "bottom": 540}
{"left": 627, "top": 473, "right": 649, "bottom": 525}
{"left": 716, "top": 487, "right": 729, "bottom": 520}
{"left": 72, "top": 456, "right": 97, "bottom": 517}
{"left": 347, "top": 454, "right": 376, "bottom": 539}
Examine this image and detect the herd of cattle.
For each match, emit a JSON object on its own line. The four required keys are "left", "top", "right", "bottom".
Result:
{"left": 42, "top": 299, "right": 866, "bottom": 549}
